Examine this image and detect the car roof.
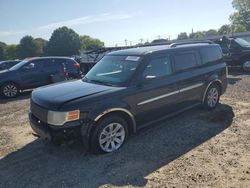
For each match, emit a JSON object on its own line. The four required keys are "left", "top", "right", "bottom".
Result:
{"left": 108, "top": 43, "right": 219, "bottom": 56}
{"left": 108, "top": 45, "right": 171, "bottom": 56}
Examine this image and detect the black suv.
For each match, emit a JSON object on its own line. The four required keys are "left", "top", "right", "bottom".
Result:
{"left": 0, "top": 57, "right": 82, "bottom": 98}
{"left": 0, "top": 60, "right": 21, "bottom": 71}
{"left": 29, "top": 42, "right": 227, "bottom": 154}
{"left": 215, "top": 37, "right": 250, "bottom": 70}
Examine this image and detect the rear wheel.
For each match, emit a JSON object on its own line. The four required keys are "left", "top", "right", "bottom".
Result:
{"left": 1, "top": 82, "right": 20, "bottom": 98}
{"left": 90, "top": 115, "right": 128, "bottom": 154}
{"left": 203, "top": 84, "right": 220, "bottom": 110}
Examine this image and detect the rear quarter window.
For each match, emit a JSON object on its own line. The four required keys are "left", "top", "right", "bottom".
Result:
{"left": 53, "top": 59, "right": 76, "bottom": 74}
{"left": 201, "top": 47, "right": 222, "bottom": 64}
{"left": 64, "top": 60, "right": 78, "bottom": 74}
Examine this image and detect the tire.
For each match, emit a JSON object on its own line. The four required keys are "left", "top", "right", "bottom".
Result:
{"left": 90, "top": 115, "right": 128, "bottom": 154}
{"left": 242, "top": 61, "right": 250, "bottom": 72}
{"left": 1, "top": 82, "right": 20, "bottom": 98}
{"left": 203, "top": 84, "right": 221, "bottom": 110}
{"left": 67, "top": 76, "right": 75, "bottom": 80}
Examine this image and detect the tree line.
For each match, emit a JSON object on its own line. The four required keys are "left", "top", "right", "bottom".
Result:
{"left": 177, "top": 0, "right": 250, "bottom": 40}
{"left": 0, "top": 26, "right": 104, "bottom": 61}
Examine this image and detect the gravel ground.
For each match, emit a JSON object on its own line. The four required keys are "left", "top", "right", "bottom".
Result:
{"left": 0, "top": 69, "right": 250, "bottom": 188}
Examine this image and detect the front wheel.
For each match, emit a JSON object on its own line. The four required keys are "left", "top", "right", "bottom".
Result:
{"left": 90, "top": 116, "right": 128, "bottom": 154}
{"left": 1, "top": 83, "right": 20, "bottom": 98}
{"left": 203, "top": 84, "right": 221, "bottom": 110}
{"left": 242, "top": 61, "right": 250, "bottom": 72}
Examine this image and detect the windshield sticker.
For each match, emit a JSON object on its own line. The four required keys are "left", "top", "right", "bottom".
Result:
{"left": 126, "top": 56, "right": 140, "bottom": 61}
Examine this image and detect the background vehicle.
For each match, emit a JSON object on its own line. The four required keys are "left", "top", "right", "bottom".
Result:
{"left": 0, "top": 60, "right": 21, "bottom": 71}
{"left": 214, "top": 37, "right": 250, "bottom": 71}
{"left": 0, "top": 57, "right": 82, "bottom": 98}
{"left": 74, "top": 48, "right": 130, "bottom": 75}
{"left": 29, "top": 41, "right": 227, "bottom": 154}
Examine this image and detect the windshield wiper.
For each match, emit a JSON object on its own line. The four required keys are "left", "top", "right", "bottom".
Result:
{"left": 83, "top": 76, "right": 90, "bottom": 82}
{"left": 90, "top": 79, "right": 114, "bottom": 86}
{"left": 83, "top": 77, "right": 114, "bottom": 86}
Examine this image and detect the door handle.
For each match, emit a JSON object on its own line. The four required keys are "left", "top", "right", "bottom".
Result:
{"left": 167, "top": 84, "right": 176, "bottom": 90}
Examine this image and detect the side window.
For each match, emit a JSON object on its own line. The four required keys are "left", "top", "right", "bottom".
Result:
{"left": 42, "top": 59, "right": 60, "bottom": 73}
{"left": 22, "top": 60, "right": 42, "bottom": 71}
{"left": 174, "top": 52, "right": 198, "bottom": 72}
{"left": 201, "top": 47, "right": 222, "bottom": 64}
{"left": 11, "top": 61, "right": 17, "bottom": 66}
{"left": 2, "top": 63, "right": 7, "bottom": 69}
{"left": 143, "top": 56, "right": 172, "bottom": 79}
{"left": 230, "top": 40, "right": 240, "bottom": 49}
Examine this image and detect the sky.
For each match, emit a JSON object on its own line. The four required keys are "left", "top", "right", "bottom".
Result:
{"left": 0, "top": 0, "right": 234, "bottom": 46}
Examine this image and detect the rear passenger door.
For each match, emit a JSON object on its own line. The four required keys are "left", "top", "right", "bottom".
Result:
{"left": 42, "top": 59, "right": 63, "bottom": 84}
{"left": 173, "top": 50, "right": 204, "bottom": 107}
{"left": 135, "top": 54, "right": 180, "bottom": 127}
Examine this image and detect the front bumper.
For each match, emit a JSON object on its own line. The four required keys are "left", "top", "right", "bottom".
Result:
{"left": 29, "top": 113, "right": 52, "bottom": 141}
{"left": 29, "top": 113, "right": 91, "bottom": 144}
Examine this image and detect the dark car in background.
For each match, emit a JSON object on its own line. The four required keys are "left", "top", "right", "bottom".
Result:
{"left": 0, "top": 60, "right": 21, "bottom": 71}
{"left": 29, "top": 41, "right": 227, "bottom": 154}
{"left": 0, "top": 57, "right": 82, "bottom": 98}
{"left": 215, "top": 37, "right": 250, "bottom": 71}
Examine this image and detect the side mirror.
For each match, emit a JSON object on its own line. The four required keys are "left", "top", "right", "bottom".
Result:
{"left": 22, "top": 63, "right": 35, "bottom": 71}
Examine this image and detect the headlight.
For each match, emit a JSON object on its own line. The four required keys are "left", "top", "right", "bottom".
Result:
{"left": 47, "top": 110, "right": 80, "bottom": 126}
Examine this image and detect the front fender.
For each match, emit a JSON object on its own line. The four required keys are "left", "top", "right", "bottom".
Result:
{"left": 88, "top": 101, "right": 136, "bottom": 133}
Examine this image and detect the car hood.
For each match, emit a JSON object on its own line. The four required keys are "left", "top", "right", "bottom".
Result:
{"left": 0, "top": 69, "right": 15, "bottom": 80}
{"left": 0, "top": 69, "right": 10, "bottom": 74}
{"left": 242, "top": 46, "right": 250, "bottom": 52}
{"left": 32, "top": 80, "right": 116, "bottom": 110}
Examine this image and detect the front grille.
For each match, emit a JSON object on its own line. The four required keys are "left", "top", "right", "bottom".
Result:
{"left": 30, "top": 100, "right": 48, "bottom": 123}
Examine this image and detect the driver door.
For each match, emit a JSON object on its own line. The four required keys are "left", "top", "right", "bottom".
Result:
{"left": 135, "top": 54, "right": 180, "bottom": 127}
{"left": 19, "top": 60, "right": 48, "bottom": 89}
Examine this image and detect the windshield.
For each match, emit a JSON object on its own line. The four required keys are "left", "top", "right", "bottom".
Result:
{"left": 234, "top": 38, "right": 250, "bottom": 47}
{"left": 9, "top": 60, "right": 28, "bottom": 70}
{"left": 84, "top": 55, "right": 141, "bottom": 86}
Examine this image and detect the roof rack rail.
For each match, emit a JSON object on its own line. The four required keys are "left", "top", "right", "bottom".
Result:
{"left": 170, "top": 40, "right": 214, "bottom": 48}
{"left": 137, "top": 41, "right": 171, "bottom": 47}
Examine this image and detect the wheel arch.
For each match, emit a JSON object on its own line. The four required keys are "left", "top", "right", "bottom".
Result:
{"left": 93, "top": 108, "right": 137, "bottom": 134}
{"left": 0, "top": 81, "right": 21, "bottom": 91}
{"left": 0, "top": 81, "right": 21, "bottom": 97}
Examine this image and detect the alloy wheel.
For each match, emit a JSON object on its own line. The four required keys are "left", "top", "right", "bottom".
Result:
{"left": 98, "top": 123, "right": 125, "bottom": 153}
{"left": 207, "top": 87, "right": 219, "bottom": 108}
{"left": 3, "top": 84, "right": 18, "bottom": 97}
